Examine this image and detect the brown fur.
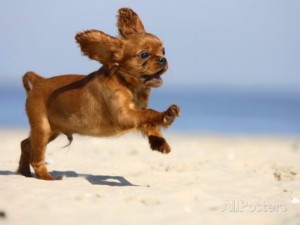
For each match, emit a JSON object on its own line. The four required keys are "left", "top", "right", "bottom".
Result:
{"left": 18, "top": 8, "right": 180, "bottom": 180}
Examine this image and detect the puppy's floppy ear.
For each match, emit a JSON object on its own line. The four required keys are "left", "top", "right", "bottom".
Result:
{"left": 75, "top": 30, "right": 123, "bottom": 67}
{"left": 117, "top": 8, "right": 146, "bottom": 37}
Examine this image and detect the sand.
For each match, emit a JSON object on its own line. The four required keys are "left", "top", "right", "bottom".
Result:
{"left": 0, "top": 129, "right": 299, "bottom": 225}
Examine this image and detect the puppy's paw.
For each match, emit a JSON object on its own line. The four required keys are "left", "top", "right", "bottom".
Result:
{"left": 17, "top": 167, "right": 33, "bottom": 178}
{"left": 32, "top": 162, "right": 56, "bottom": 181}
{"left": 148, "top": 136, "right": 171, "bottom": 154}
{"left": 163, "top": 104, "right": 180, "bottom": 126}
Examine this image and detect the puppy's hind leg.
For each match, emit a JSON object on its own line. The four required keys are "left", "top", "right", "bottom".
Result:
{"left": 30, "top": 118, "right": 56, "bottom": 180}
{"left": 18, "top": 132, "right": 59, "bottom": 178}
{"left": 18, "top": 137, "right": 33, "bottom": 177}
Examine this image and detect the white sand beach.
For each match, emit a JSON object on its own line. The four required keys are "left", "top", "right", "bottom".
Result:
{"left": 0, "top": 130, "right": 299, "bottom": 225}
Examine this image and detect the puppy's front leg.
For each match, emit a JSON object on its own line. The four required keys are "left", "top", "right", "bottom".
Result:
{"left": 140, "top": 105, "right": 180, "bottom": 154}
{"left": 118, "top": 104, "right": 179, "bottom": 154}
{"left": 143, "top": 127, "right": 171, "bottom": 154}
{"left": 145, "top": 105, "right": 179, "bottom": 154}
{"left": 119, "top": 104, "right": 180, "bottom": 129}
{"left": 143, "top": 104, "right": 180, "bottom": 128}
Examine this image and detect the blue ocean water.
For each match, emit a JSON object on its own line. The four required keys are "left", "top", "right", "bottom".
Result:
{"left": 150, "top": 88, "right": 300, "bottom": 134}
{"left": 1, "top": 85, "right": 300, "bottom": 135}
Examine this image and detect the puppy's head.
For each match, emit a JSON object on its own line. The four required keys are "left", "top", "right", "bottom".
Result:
{"left": 75, "top": 8, "right": 167, "bottom": 88}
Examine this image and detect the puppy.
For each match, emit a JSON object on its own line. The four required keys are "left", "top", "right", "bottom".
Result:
{"left": 18, "top": 8, "right": 180, "bottom": 180}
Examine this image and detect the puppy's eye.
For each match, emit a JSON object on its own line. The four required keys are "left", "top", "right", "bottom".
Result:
{"left": 162, "top": 48, "right": 165, "bottom": 55}
{"left": 139, "top": 51, "right": 150, "bottom": 59}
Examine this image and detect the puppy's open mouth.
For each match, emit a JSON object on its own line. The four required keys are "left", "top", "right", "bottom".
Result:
{"left": 140, "top": 69, "right": 165, "bottom": 88}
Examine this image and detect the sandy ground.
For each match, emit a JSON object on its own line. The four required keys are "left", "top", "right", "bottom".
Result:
{"left": 0, "top": 129, "right": 299, "bottom": 225}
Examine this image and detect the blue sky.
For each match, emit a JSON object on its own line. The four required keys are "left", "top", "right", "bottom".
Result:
{"left": 1, "top": 0, "right": 300, "bottom": 92}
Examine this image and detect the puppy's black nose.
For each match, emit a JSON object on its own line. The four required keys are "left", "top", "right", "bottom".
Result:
{"left": 157, "top": 57, "right": 167, "bottom": 66}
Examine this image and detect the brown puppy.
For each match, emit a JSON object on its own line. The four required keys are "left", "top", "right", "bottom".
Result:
{"left": 18, "top": 8, "right": 180, "bottom": 180}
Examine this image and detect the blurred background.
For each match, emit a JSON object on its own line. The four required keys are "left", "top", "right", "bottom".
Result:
{"left": 1, "top": 0, "right": 300, "bottom": 134}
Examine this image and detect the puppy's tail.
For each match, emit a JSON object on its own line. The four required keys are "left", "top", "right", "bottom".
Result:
{"left": 22, "top": 71, "right": 45, "bottom": 94}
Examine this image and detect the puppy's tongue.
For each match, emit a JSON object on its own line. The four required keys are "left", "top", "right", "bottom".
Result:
{"left": 142, "top": 74, "right": 160, "bottom": 81}
{"left": 141, "top": 74, "right": 163, "bottom": 87}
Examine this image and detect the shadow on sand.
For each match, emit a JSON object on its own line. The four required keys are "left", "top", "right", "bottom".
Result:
{"left": 52, "top": 170, "right": 139, "bottom": 186}
{"left": 0, "top": 171, "right": 15, "bottom": 176}
{"left": 0, "top": 170, "right": 139, "bottom": 187}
